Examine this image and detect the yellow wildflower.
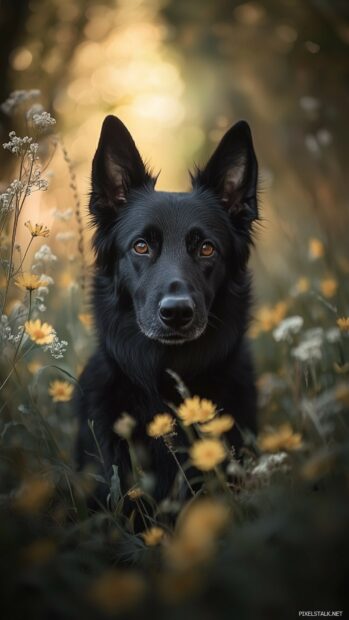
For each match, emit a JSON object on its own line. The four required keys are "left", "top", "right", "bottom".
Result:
{"left": 21, "top": 539, "right": 56, "bottom": 566}
{"left": 113, "top": 413, "right": 136, "bottom": 439}
{"left": 335, "top": 383, "right": 349, "bottom": 406}
{"left": 309, "top": 238, "right": 324, "bottom": 259}
{"left": 14, "top": 477, "right": 54, "bottom": 514}
{"left": 24, "top": 220, "right": 50, "bottom": 238}
{"left": 178, "top": 498, "right": 230, "bottom": 538}
{"left": 147, "top": 413, "right": 175, "bottom": 438}
{"left": 127, "top": 487, "right": 144, "bottom": 501}
{"left": 200, "top": 414, "right": 235, "bottom": 436}
{"left": 158, "top": 571, "right": 200, "bottom": 602}
{"left": 301, "top": 453, "right": 334, "bottom": 481}
{"left": 15, "top": 272, "right": 41, "bottom": 291}
{"left": 79, "top": 313, "right": 93, "bottom": 328}
{"left": 49, "top": 380, "right": 74, "bottom": 402}
{"left": 27, "top": 360, "right": 43, "bottom": 374}
{"left": 190, "top": 438, "right": 226, "bottom": 471}
{"left": 320, "top": 277, "right": 337, "bottom": 298}
{"left": 178, "top": 396, "right": 216, "bottom": 426}
{"left": 58, "top": 271, "right": 75, "bottom": 288}
{"left": 333, "top": 362, "right": 349, "bottom": 375}
{"left": 88, "top": 570, "right": 145, "bottom": 614}
{"left": 295, "top": 277, "right": 310, "bottom": 294}
{"left": 337, "top": 317, "right": 349, "bottom": 333}
{"left": 255, "top": 301, "right": 288, "bottom": 333}
{"left": 258, "top": 423, "right": 302, "bottom": 453}
{"left": 141, "top": 526, "right": 166, "bottom": 546}
{"left": 166, "top": 499, "right": 229, "bottom": 569}
{"left": 25, "top": 319, "right": 54, "bottom": 345}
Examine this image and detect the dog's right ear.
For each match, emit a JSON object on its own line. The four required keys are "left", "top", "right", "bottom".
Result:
{"left": 90, "top": 115, "right": 153, "bottom": 213}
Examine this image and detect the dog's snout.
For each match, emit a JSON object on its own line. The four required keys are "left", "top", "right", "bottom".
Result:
{"left": 159, "top": 296, "right": 194, "bottom": 329}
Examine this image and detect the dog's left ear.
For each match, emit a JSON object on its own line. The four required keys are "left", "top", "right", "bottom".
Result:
{"left": 192, "top": 121, "right": 258, "bottom": 221}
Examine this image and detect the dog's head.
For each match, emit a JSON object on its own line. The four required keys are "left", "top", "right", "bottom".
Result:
{"left": 90, "top": 116, "right": 258, "bottom": 345}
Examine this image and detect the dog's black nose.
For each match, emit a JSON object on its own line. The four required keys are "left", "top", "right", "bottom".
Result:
{"left": 159, "top": 296, "right": 194, "bottom": 329}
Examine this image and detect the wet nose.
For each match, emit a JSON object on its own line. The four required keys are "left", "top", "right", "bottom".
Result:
{"left": 159, "top": 296, "right": 195, "bottom": 330}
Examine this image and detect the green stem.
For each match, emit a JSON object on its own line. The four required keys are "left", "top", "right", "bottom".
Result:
{"left": 0, "top": 290, "right": 32, "bottom": 391}
{"left": 12, "top": 237, "right": 34, "bottom": 277}
{"left": 164, "top": 437, "right": 195, "bottom": 497}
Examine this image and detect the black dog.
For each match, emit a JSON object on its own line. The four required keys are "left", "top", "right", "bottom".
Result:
{"left": 75, "top": 115, "right": 259, "bottom": 504}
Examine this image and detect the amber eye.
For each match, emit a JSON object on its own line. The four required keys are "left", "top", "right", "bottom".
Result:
{"left": 133, "top": 239, "right": 149, "bottom": 254}
{"left": 199, "top": 241, "right": 215, "bottom": 257}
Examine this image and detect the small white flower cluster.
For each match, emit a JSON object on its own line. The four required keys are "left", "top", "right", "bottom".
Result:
{"left": 292, "top": 327, "right": 323, "bottom": 362}
{"left": 26, "top": 103, "right": 44, "bottom": 120}
{"left": 3, "top": 131, "right": 39, "bottom": 158}
{"left": 0, "top": 89, "right": 41, "bottom": 115}
{"left": 0, "top": 179, "right": 25, "bottom": 214}
{"left": 0, "top": 315, "right": 23, "bottom": 345}
{"left": 251, "top": 452, "right": 289, "bottom": 477}
{"left": 34, "top": 244, "right": 57, "bottom": 263}
{"left": 53, "top": 208, "right": 73, "bottom": 221}
{"left": 43, "top": 334, "right": 68, "bottom": 359}
{"left": 326, "top": 327, "right": 340, "bottom": 343}
{"left": 33, "top": 274, "right": 55, "bottom": 312}
{"left": 32, "top": 111, "right": 56, "bottom": 132}
{"left": 291, "top": 326, "right": 342, "bottom": 363}
{"left": 304, "top": 129, "right": 332, "bottom": 157}
{"left": 273, "top": 315, "right": 304, "bottom": 342}
{"left": 26, "top": 168, "right": 49, "bottom": 194}
{"left": 56, "top": 231, "right": 76, "bottom": 242}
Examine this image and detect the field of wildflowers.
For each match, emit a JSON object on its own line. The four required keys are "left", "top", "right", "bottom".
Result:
{"left": 1, "top": 90, "right": 349, "bottom": 620}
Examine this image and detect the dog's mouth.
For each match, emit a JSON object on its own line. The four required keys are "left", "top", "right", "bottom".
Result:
{"left": 138, "top": 323, "right": 207, "bottom": 346}
{"left": 157, "top": 334, "right": 189, "bottom": 345}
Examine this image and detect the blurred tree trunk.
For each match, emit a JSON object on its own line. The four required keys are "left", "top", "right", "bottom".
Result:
{"left": 0, "top": 0, "right": 30, "bottom": 158}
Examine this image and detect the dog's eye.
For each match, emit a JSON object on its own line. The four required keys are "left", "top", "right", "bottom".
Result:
{"left": 133, "top": 239, "right": 149, "bottom": 255}
{"left": 199, "top": 241, "right": 215, "bottom": 258}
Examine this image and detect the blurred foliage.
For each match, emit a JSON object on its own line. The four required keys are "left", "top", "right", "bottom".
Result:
{"left": 1, "top": 1, "right": 349, "bottom": 618}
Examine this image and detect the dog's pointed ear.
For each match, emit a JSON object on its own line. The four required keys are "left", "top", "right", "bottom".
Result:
{"left": 91, "top": 115, "right": 153, "bottom": 209}
{"left": 192, "top": 121, "right": 258, "bottom": 221}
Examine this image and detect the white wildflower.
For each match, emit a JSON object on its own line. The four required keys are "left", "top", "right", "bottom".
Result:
{"left": 0, "top": 179, "right": 25, "bottom": 213}
{"left": 252, "top": 452, "right": 289, "bottom": 477}
{"left": 0, "top": 315, "right": 24, "bottom": 345}
{"left": 53, "top": 208, "right": 73, "bottom": 221}
{"left": 305, "top": 134, "right": 320, "bottom": 156}
{"left": 326, "top": 327, "right": 341, "bottom": 343}
{"left": 0, "top": 89, "right": 41, "bottom": 115}
{"left": 34, "top": 244, "right": 57, "bottom": 263}
{"left": 55, "top": 231, "right": 76, "bottom": 242}
{"left": 26, "top": 103, "right": 44, "bottom": 120}
{"left": 39, "top": 274, "right": 54, "bottom": 286}
{"left": 304, "top": 327, "right": 324, "bottom": 340}
{"left": 226, "top": 459, "right": 245, "bottom": 477}
{"left": 3, "top": 131, "right": 37, "bottom": 156}
{"left": 292, "top": 328, "right": 323, "bottom": 362}
{"left": 28, "top": 142, "right": 40, "bottom": 159}
{"left": 32, "top": 111, "right": 56, "bottom": 132}
{"left": 273, "top": 316, "right": 304, "bottom": 342}
{"left": 36, "top": 286, "right": 49, "bottom": 297}
{"left": 316, "top": 128, "right": 332, "bottom": 147}
{"left": 299, "top": 96, "right": 320, "bottom": 113}
{"left": 43, "top": 334, "right": 68, "bottom": 359}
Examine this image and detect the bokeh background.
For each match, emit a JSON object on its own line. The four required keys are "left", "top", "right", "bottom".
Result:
{"left": 1, "top": 0, "right": 349, "bottom": 302}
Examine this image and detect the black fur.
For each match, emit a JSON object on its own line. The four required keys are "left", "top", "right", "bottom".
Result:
{"left": 75, "top": 115, "right": 259, "bottom": 504}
